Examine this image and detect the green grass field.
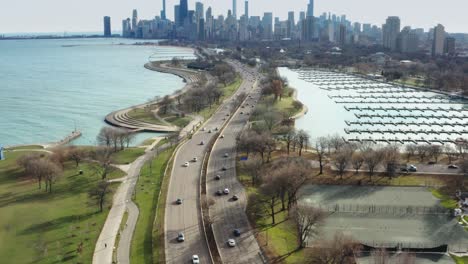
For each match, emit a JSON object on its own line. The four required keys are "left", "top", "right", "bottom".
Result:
{"left": 164, "top": 116, "right": 192, "bottom": 128}
{"left": 130, "top": 146, "right": 175, "bottom": 264}
{"left": 451, "top": 255, "right": 468, "bottom": 264}
{"left": 110, "top": 148, "right": 146, "bottom": 164}
{"left": 0, "top": 151, "right": 124, "bottom": 264}
{"left": 430, "top": 188, "right": 458, "bottom": 209}
{"left": 128, "top": 108, "right": 166, "bottom": 126}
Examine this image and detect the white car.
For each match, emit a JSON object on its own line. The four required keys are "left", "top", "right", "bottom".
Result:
{"left": 227, "top": 239, "right": 236, "bottom": 247}
{"left": 192, "top": 255, "right": 200, "bottom": 264}
{"left": 224, "top": 153, "right": 229, "bottom": 158}
{"left": 223, "top": 188, "right": 230, "bottom": 195}
{"left": 183, "top": 162, "right": 190, "bottom": 167}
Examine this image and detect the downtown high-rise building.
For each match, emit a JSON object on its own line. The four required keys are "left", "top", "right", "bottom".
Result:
{"left": 287, "top": 11, "right": 295, "bottom": 38}
{"left": 262, "top": 12, "right": 273, "bottom": 40}
{"left": 179, "top": 0, "right": 188, "bottom": 26}
{"left": 103, "top": 16, "right": 111, "bottom": 37}
{"left": 444, "top": 37, "right": 455, "bottom": 55}
{"left": 233, "top": 0, "right": 237, "bottom": 18}
{"left": 132, "top": 9, "right": 138, "bottom": 31}
{"left": 382, "top": 16, "right": 400, "bottom": 51}
{"left": 195, "top": 2, "right": 204, "bottom": 21}
{"left": 432, "top": 24, "right": 445, "bottom": 56}
{"left": 161, "top": 0, "right": 167, "bottom": 20}
{"left": 244, "top": 1, "right": 249, "bottom": 20}
{"left": 397, "top": 26, "right": 419, "bottom": 53}
{"left": 307, "top": 0, "right": 314, "bottom": 17}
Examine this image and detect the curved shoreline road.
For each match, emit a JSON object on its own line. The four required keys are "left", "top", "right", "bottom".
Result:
{"left": 164, "top": 62, "right": 254, "bottom": 264}
{"left": 207, "top": 62, "right": 263, "bottom": 264}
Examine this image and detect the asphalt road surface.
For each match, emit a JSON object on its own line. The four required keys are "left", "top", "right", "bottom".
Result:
{"left": 165, "top": 61, "right": 258, "bottom": 264}
{"left": 206, "top": 62, "right": 264, "bottom": 264}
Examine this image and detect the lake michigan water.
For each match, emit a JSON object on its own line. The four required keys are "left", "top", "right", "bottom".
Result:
{"left": 0, "top": 38, "right": 194, "bottom": 146}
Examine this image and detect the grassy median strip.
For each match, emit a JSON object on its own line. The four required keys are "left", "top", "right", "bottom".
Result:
{"left": 0, "top": 150, "right": 124, "bottom": 264}
{"left": 130, "top": 146, "right": 175, "bottom": 264}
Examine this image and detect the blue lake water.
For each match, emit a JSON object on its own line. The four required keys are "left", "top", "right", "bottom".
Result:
{"left": 0, "top": 38, "right": 194, "bottom": 146}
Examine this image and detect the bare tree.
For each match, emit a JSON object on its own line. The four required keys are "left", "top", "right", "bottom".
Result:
{"left": 428, "top": 145, "right": 442, "bottom": 163}
{"left": 363, "top": 147, "right": 384, "bottom": 180}
{"left": 334, "top": 146, "right": 354, "bottom": 179}
{"left": 329, "top": 134, "right": 345, "bottom": 154}
{"left": 405, "top": 144, "right": 417, "bottom": 162}
{"left": 371, "top": 248, "right": 389, "bottom": 264}
{"left": 259, "top": 173, "right": 282, "bottom": 224}
{"left": 444, "top": 144, "right": 458, "bottom": 165}
{"left": 291, "top": 204, "right": 325, "bottom": 249}
{"left": 306, "top": 232, "right": 361, "bottom": 264}
{"left": 96, "top": 127, "right": 114, "bottom": 148}
{"left": 296, "top": 130, "right": 310, "bottom": 156}
{"left": 240, "top": 157, "right": 264, "bottom": 186}
{"left": 68, "top": 146, "right": 86, "bottom": 167}
{"left": 88, "top": 180, "right": 112, "bottom": 212}
{"left": 382, "top": 145, "right": 400, "bottom": 179}
{"left": 91, "top": 148, "right": 113, "bottom": 180}
{"left": 416, "top": 145, "right": 430, "bottom": 162}
{"left": 315, "top": 137, "right": 328, "bottom": 174}
{"left": 43, "top": 160, "right": 63, "bottom": 193}
{"left": 351, "top": 152, "right": 364, "bottom": 174}
{"left": 282, "top": 128, "right": 296, "bottom": 155}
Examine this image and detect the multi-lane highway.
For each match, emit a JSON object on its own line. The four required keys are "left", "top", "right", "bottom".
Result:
{"left": 164, "top": 61, "right": 259, "bottom": 264}
{"left": 206, "top": 62, "right": 264, "bottom": 263}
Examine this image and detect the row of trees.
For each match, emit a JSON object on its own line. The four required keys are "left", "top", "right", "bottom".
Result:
{"left": 96, "top": 127, "right": 135, "bottom": 152}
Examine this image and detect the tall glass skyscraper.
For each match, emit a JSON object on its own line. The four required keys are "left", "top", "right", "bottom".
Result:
{"left": 307, "top": 0, "right": 314, "bottom": 17}
{"left": 179, "top": 0, "right": 188, "bottom": 26}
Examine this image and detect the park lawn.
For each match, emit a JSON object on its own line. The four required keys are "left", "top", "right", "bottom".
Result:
{"left": 164, "top": 115, "right": 192, "bottom": 128}
{"left": 128, "top": 108, "right": 165, "bottom": 126}
{"left": 0, "top": 151, "right": 123, "bottom": 264}
{"left": 451, "top": 255, "right": 468, "bottom": 264}
{"left": 199, "top": 77, "right": 242, "bottom": 119}
{"left": 110, "top": 147, "right": 146, "bottom": 164}
{"left": 140, "top": 138, "right": 157, "bottom": 146}
{"left": 130, "top": 146, "right": 175, "bottom": 264}
{"left": 430, "top": 188, "right": 458, "bottom": 209}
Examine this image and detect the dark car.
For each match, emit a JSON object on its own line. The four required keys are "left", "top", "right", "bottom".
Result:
{"left": 176, "top": 198, "right": 183, "bottom": 205}
{"left": 448, "top": 164, "right": 459, "bottom": 169}
{"left": 233, "top": 229, "right": 241, "bottom": 237}
{"left": 222, "top": 166, "right": 227, "bottom": 171}
{"left": 232, "top": 195, "right": 239, "bottom": 201}
{"left": 215, "top": 174, "right": 221, "bottom": 180}
{"left": 216, "top": 190, "right": 223, "bottom": 196}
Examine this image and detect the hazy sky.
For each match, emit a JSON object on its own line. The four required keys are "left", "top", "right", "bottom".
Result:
{"left": 1, "top": 0, "right": 467, "bottom": 34}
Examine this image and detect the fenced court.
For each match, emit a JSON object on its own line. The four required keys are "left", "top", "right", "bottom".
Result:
{"left": 299, "top": 185, "right": 468, "bottom": 252}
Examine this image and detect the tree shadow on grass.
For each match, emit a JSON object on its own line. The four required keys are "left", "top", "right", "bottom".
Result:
{"left": 20, "top": 211, "right": 98, "bottom": 235}
{"left": 272, "top": 247, "right": 302, "bottom": 263}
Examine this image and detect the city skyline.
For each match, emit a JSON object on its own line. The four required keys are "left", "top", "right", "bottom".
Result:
{"left": 1, "top": 0, "right": 468, "bottom": 34}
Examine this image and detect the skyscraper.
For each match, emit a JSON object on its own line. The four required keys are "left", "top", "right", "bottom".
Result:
{"left": 233, "top": 0, "right": 237, "bottom": 18}
{"left": 195, "top": 2, "right": 204, "bottom": 21}
{"left": 179, "top": 0, "right": 188, "bottom": 26}
{"left": 262, "top": 12, "right": 273, "bottom": 40}
{"left": 132, "top": 9, "right": 138, "bottom": 31}
{"left": 287, "top": 11, "right": 295, "bottom": 38}
{"left": 382, "top": 16, "right": 400, "bottom": 51}
{"left": 397, "top": 27, "right": 419, "bottom": 53}
{"left": 444, "top": 37, "right": 455, "bottom": 55}
{"left": 104, "top": 16, "right": 111, "bottom": 37}
{"left": 432, "top": 24, "right": 445, "bottom": 56}
{"left": 307, "top": 0, "right": 314, "bottom": 17}
{"left": 161, "top": 0, "right": 167, "bottom": 20}
{"left": 244, "top": 1, "right": 249, "bottom": 20}
{"left": 174, "top": 5, "right": 180, "bottom": 27}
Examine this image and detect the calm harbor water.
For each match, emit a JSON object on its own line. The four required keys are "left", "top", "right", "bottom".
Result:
{"left": 0, "top": 38, "right": 194, "bottom": 146}
{"left": 279, "top": 67, "right": 468, "bottom": 144}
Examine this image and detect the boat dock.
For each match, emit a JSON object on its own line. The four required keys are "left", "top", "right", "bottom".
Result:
{"left": 345, "top": 120, "right": 468, "bottom": 127}
{"left": 329, "top": 95, "right": 448, "bottom": 100}
{"left": 344, "top": 106, "right": 468, "bottom": 112}
{"left": 344, "top": 128, "right": 467, "bottom": 135}
{"left": 354, "top": 113, "right": 468, "bottom": 120}
{"left": 346, "top": 137, "right": 456, "bottom": 145}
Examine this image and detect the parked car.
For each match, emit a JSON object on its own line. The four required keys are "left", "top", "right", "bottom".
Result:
{"left": 227, "top": 239, "right": 236, "bottom": 247}
{"left": 428, "top": 161, "right": 436, "bottom": 165}
{"left": 192, "top": 255, "right": 200, "bottom": 264}
{"left": 177, "top": 232, "right": 185, "bottom": 242}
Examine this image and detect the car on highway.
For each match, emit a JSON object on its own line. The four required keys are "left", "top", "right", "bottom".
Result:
{"left": 208, "top": 129, "right": 212, "bottom": 133}
{"left": 233, "top": 229, "right": 241, "bottom": 237}
{"left": 215, "top": 174, "right": 221, "bottom": 180}
{"left": 222, "top": 166, "right": 227, "bottom": 171}
{"left": 224, "top": 153, "right": 229, "bottom": 158}
{"left": 200, "top": 141, "right": 205, "bottom": 145}
{"left": 224, "top": 188, "right": 230, "bottom": 195}
{"left": 232, "top": 195, "right": 239, "bottom": 201}
{"left": 183, "top": 162, "right": 190, "bottom": 167}
{"left": 192, "top": 255, "right": 200, "bottom": 264}
{"left": 227, "top": 239, "right": 236, "bottom": 247}
{"left": 202, "top": 127, "right": 206, "bottom": 131}
{"left": 176, "top": 198, "right": 183, "bottom": 205}
{"left": 177, "top": 232, "right": 185, "bottom": 242}
{"left": 215, "top": 127, "right": 219, "bottom": 131}
{"left": 216, "top": 190, "right": 223, "bottom": 196}
{"left": 408, "top": 165, "right": 417, "bottom": 172}
{"left": 220, "top": 134, "right": 225, "bottom": 138}
{"left": 192, "top": 157, "right": 198, "bottom": 162}
{"left": 448, "top": 164, "right": 459, "bottom": 169}
{"left": 226, "top": 113, "right": 230, "bottom": 116}
{"left": 240, "top": 111, "right": 244, "bottom": 114}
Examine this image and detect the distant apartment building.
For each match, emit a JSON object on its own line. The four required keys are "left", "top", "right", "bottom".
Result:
{"left": 103, "top": 16, "right": 111, "bottom": 37}
{"left": 397, "top": 27, "right": 419, "bottom": 53}
{"left": 383, "top": 16, "right": 401, "bottom": 51}
{"left": 432, "top": 24, "right": 445, "bottom": 56}
{"left": 444, "top": 37, "right": 456, "bottom": 55}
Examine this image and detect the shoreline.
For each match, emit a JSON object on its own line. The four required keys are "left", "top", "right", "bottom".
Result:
{"left": 104, "top": 59, "right": 200, "bottom": 132}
